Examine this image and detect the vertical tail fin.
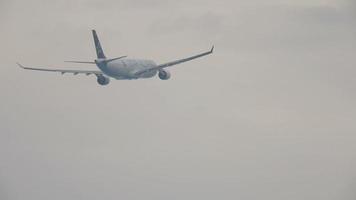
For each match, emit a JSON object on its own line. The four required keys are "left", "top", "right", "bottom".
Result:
{"left": 92, "top": 30, "right": 106, "bottom": 59}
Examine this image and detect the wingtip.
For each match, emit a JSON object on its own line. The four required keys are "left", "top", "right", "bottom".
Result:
{"left": 16, "top": 62, "right": 25, "bottom": 69}
{"left": 210, "top": 45, "right": 214, "bottom": 53}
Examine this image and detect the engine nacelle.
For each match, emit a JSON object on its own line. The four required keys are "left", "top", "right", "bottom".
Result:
{"left": 97, "top": 75, "right": 110, "bottom": 86}
{"left": 158, "top": 70, "right": 171, "bottom": 80}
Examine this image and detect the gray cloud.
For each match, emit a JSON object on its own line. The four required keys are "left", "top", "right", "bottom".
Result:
{"left": 147, "top": 12, "right": 224, "bottom": 37}
{"left": 0, "top": 0, "right": 356, "bottom": 200}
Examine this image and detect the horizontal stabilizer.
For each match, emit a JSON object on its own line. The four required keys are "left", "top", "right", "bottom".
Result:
{"left": 105, "top": 56, "right": 127, "bottom": 63}
{"left": 64, "top": 61, "right": 96, "bottom": 64}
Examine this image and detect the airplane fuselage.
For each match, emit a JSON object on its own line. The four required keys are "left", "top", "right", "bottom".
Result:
{"left": 96, "top": 58, "right": 158, "bottom": 80}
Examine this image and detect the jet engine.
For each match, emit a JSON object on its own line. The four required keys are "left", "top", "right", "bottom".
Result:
{"left": 158, "top": 70, "right": 171, "bottom": 80}
{"left": 97, "top": 75, "right": 110, "bottom": 85}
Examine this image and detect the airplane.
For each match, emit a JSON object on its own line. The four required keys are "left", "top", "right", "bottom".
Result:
{"left": 18, "top": 30, "right": 214, "bottom": 86}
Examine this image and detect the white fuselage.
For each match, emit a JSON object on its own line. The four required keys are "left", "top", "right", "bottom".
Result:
{"left": 96, "top": 58, "right": 158, "bottom": 80}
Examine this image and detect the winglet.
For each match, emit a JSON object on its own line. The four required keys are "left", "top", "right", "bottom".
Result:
{"left": 17, "top": 62, "right": 25, "bottom": 69}
{"left": 210, "top": 45, "right": 214, "bottom": 53}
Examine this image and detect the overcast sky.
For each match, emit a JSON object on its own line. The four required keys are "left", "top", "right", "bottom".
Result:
{"left": 0, "top": 0, "right": 356, "bottom": 200}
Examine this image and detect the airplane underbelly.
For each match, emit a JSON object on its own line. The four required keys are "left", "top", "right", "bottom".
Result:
{"left": 100, "top": 63, "right": 129, "bottom": 79}
{"left": 140, "top": 70, "right": 157, "bottom": 78}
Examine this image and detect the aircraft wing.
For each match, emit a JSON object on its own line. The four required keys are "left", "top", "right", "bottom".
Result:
{"left": 17, "top": 63, "right": 102, "bottom": 76}
{"left": 134, "top": 46, "right": 214, "bottom": 76}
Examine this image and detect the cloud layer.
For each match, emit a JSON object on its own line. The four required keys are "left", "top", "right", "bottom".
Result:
{"left": 0, "top": 0, "right": 355, "bottom": 200}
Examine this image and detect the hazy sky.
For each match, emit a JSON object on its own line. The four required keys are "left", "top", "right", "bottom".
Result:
{"left": 0, "top": 0, "right": 356, "bottom": 200}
